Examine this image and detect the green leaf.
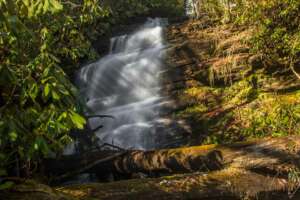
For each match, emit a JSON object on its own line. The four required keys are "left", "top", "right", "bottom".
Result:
{"left": 43, "top": 67, "right": 51, "bottom": 77}
{"left": 0, "top": 181, "right": 14, "bottom": 190}
{"left": 35, "top": 137, "right": 50, "bottom": 155}
{"left": 49, "top": 0, "right": 63, "bottom": 12}
{"left": 29, "top": 83, "right": 39, "bottom": 100}
{"left": 44, "top": 83, "right": 50, "bottom": 97}
{"left": 60, "top": 135, "right": 73, "bottom": 144}
{"left": 56, "top": 122, "right": 68, "bottom": 131}
{"left": 0, "top": 169, "right": 7, "bottom": 176}
{"left": 283, "top": 116, "right": 289, "bottom": 124}
{"left": 23, "top": 0, "right": 30, "bottom": 7}
{"left": 48, "top": 53, "right": 61, "bottom": 63}
{"left": 58, "top": 112, "right": 67, "bottom": 121}
{"left": 69, "top": 111, "right": 86, "bottom": 129}
{"left": 0, "top": 66, "right": 17, "bottom": 85}
{"left": 9, "top": 131, "right": 18, "bottom": 142}
{"left": 36, "top": 1, "right": 44, "bottom": 16}
{"left": 57, "top": 85, "right": 70, "bottom": 96}
{"left": 0, "top": 121, "right": 6, "bottom": 134}
{"left": 51, "top": 90, "right": 60, "bottom": 100}
{"left": 43, "top": 0, "right": 50, "bottom": 14}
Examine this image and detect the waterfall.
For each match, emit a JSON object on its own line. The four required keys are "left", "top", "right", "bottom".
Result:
{"left": 73, "top": 18, "right": 183, "bottom": 151}
{"left": 185, "top": 0, "right": 198, "bottom": 18}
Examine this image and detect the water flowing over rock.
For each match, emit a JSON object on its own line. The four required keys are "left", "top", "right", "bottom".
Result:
{"left": 185, "top": 0, "right": 197, "bottom": 17}
{"left": 72, "top": 18, "right": 188, "bottom": 151}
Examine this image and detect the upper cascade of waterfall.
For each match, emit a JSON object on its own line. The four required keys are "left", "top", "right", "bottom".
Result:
{"left": 72, "top": 18, "right": 176, "bottom": 151}
{"left": 185, "top": 0, "right": 197, "bottom": 17}
{"left": 109, "top": 18, "right": 168, "bottom": 54}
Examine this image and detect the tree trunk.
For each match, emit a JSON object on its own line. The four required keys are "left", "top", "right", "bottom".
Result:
{"left": 47, "top": 136, "right": 300, "bottom": 176}
{"left": 58, "top": 167, "right": 296, "bottom": 200}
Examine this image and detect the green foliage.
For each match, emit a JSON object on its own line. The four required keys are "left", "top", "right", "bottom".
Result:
{"left": 146, "top": 0, "right": 185, "bottom": 16}
{"left": 200, "top": 0, "right": 226, "bottom": 18}
{"left": 0, "top": 0, "right": 98, "bottom": 179}
{"left": 0, "top": 180, "right": 14, "bottom": 191}
{"left": 0, "top": 169, "right": 14, "bottom": 190}
{"left": 105, "top": 0, "right": 184, "bottom": 20}
{"left": 240, "top": 94, "right": 300, "bottom": 138}
{"left": 198, "top": 0, "right": 300, "bottom": 74}
{"left": 175, "top": 70, "right": 300, "bottom": 145}
{"left": 250, "top": 0, "right": 300, "bottom": 67}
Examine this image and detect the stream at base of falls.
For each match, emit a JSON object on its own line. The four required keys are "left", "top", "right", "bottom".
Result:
{"left": 64, "top": 18, "right": 190, "bottom": 156}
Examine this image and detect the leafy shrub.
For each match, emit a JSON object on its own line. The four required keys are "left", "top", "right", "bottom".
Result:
{"left": 195, "top": 0, "right": 300, "bottom": 77}
{"left": 250, "top": 0, "right": 300, "bottom": 68}
{"left": 240, "top": 96, "right": 300, "bottom": 138}
{"left": 0, "top": 0, "right": 99, "bottom": 178}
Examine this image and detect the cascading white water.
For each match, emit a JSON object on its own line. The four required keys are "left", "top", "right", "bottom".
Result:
{"left": 75, "top": 18, "right": 180, "bottom": 150}
{"left": 185, "top": 0, "right": 197, "bottom": 17}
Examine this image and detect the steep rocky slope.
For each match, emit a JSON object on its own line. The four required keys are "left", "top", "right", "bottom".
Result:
{"left": 162, "top": 18, "right": 300, "bottom": 145}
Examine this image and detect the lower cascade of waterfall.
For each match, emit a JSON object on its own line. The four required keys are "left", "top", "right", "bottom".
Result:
{"left": 64, "top": 18, "right": 187, "bottom": 155}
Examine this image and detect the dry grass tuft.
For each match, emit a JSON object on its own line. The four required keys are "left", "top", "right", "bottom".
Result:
{"left": 209, "top": 54, "right": 249, "bottom": 85}
{"left": 216, "top": 29, "right": 253, "bottom": 55}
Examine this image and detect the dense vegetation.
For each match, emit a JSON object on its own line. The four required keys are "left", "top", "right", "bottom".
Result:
{"left": 197, "top": 0, "right": 300, "bottom": 76}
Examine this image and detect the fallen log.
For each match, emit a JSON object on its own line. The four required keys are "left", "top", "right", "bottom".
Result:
{"left": 2, "top": 168, "right": 300, "bottom": 200}
{"left": 46, "top": 136, "right": 300, "bottom": 176}
{"left": 58, "top": 167, "right": 297, "bottom": 200}
{"left": 4, "top": 136, "right": 300, "bottom": 200}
